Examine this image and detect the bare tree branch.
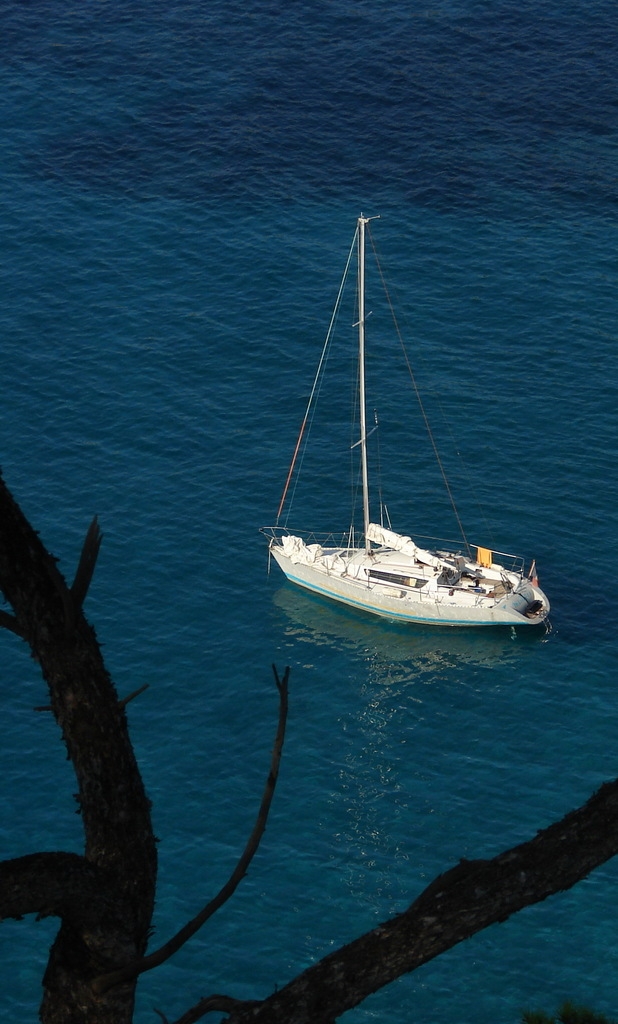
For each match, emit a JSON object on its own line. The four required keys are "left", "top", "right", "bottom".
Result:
{"left": 0, "top": 852, "right": 111, "bottom": 924}
{"left": 0, "top": 477, "right": 155, "bottom": 886}
{"left": 221, "top": 775, "right": 618, "bottom": 1024}
{"left": 0, "top": 473, "right": 157, "bottom": 1022}
{"left": 0, "top": 607, "right": 24, "bottom": 637}
{"left": 92, "top": 666, "right": 290, "bottom": 995}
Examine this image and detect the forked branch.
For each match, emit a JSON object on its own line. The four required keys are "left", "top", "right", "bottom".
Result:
{"left": 167, "top": 995, "right": 260, "bottom": 1024}
{"left": 92, "top": 665, "right": 290, "bottom": 995}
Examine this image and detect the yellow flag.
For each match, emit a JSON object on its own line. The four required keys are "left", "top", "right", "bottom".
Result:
{"left": 477, "top": 546, "right": 493, "bottom": 568}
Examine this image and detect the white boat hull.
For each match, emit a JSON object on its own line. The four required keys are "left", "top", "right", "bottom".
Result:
{"left": 268, "top": 535, "right": 550, "bottom": 628}
{"left": 265, "top": 217, "right": 551, "bottom": 631}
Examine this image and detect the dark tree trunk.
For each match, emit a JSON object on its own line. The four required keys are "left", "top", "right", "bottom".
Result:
{"left": 0, "top": 475, "right": 157, "bottom": 1023}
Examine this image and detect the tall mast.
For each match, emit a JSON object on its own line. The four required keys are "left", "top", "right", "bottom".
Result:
{"left": 358, "top": 215, "right": 371, "bottom": 550}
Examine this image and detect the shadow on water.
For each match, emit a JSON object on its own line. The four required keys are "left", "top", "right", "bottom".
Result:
{"left": 272, "top": 583, "right": 547, "bottom": 683}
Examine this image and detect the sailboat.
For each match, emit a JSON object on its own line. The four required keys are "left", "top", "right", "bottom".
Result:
{"left": 262, "top": 215, "right": 550, "bottom": 628}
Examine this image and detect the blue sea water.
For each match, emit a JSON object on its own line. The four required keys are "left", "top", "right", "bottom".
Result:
{"left": 0, "top": 0, "right": 617, "bottom": 1021}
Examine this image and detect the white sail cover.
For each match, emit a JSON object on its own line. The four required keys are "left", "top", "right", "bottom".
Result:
{"left": 281, "top": 535, "right": 323, "bottom": 563}
{"left": 366, "top": 522, "right": 444, "bottom": 569}
{"left": 366, "top": 523, "right": 417, "bottom": 554}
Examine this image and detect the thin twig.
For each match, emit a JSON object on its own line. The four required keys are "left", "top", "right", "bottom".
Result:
{"left": 92, "top": 667, "right": 290, "bottom": 994}
{"left": 70, "top": 515, "right": 103, "bottom": 607}
{"left": 118, "top": 684, "right": 149, "bottom": 709}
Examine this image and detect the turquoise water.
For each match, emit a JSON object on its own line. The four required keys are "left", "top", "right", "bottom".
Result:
{"left": 0, "top": 1, "right": 617, "bottom": 1021}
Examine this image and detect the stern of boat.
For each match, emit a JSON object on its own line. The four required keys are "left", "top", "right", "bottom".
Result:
{"left": 503, "top": 580, "right": 551, "bottom": 625}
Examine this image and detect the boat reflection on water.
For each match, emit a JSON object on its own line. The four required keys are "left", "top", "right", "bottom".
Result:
{"left": 272, "top": 583, "right": 549, "bottom": 914}
{"left": 272, "top": 584, "right": 541, "bottom": 686}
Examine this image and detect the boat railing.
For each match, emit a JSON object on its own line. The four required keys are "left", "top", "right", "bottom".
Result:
{"left": 486, "top": 550, "right": 525, "bottom": 575}
{"left": 261, "top": 526, "right": 363, "bottom": 552}
{"left": 261, "top": 526, "right": 526, "bottom": 575}
{"left": 429, "top": 539, "right": 525, "bottom": 576}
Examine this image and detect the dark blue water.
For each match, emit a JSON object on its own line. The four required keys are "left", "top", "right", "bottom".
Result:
{"left": 0, "top": 1, "right": 617, "bottom": 1021}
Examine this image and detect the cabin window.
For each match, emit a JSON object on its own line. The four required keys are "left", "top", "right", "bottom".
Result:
{"left": 369, "top": 569, "right": 427, "bottom": 589}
